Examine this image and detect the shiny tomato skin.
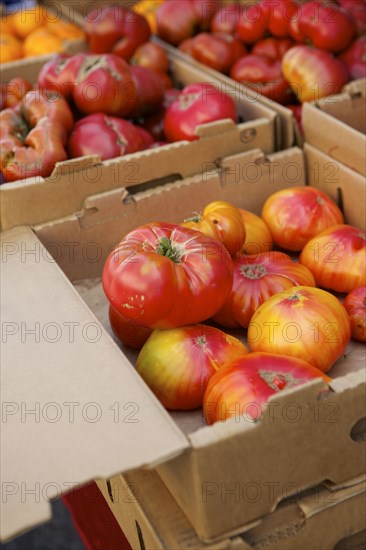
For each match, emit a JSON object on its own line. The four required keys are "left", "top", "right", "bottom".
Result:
{"left": 338, "top": 0, "right": 366, "bottom": 35}
{"left": 252, "top": 38, "right": 295, "bottom": 59}
{"left": 261, "top": 186, "right": 344, "bottom": 251}
{"left": 248, "top": 286, "right": 351, "bottom": 372}
{"left": 240, "top": 209, "right": 273, "bottom": 255}
{"left": 339, "top": 36, "right": 366, "bottom": 80}
{"left": 102, "top": 222, "right": 233, "bottom": 329}
{"left": 163, "top": 83, "right": 236, "bottom": 142}
{"left": 136, "top": 324, "right": 248, "bottom": 410}
{"left": 230, "top": 54, "right": 292, "bottom": 104}
{"left": 129, "top": 65, "right": 165, "bottom": 117}
{"left": 156, "top": 0, "right": 199, "bottom": 45}
{"left": 298, "top": 1, "right": 356, "bottom": 52}
{"left": 213, "top": 252, "right": 316, "bottom": 328}
{"left": 182, "top": 200, "right": 246, "bottom": 256}
{"left": 299, "top": 225, "right": 366, "bottom": 294}
{"left": 343, "top": 286, "right": 366, "bottom": 342}
{"left": 282, "top": 45, "right": 350, "bottom": 102}
{"left": 203, "top": 352, "right": 330, "bottom": 424}
{"left": 235, "top": 4, "right": 268, "bottom": 44}
{"left": 262, "top": 0, "right": 299, "bottom": 37}
{"left": 130, "top": 41, "right": 169, "bottom": 73}
{"left": 109, "top": 305, "right": 152, "bottom": 349}
{"left": 211, "top": 3, "right": 243, "bottom": 34}
{"left": 180, "top": 32, "right": 247, "bottom": 74}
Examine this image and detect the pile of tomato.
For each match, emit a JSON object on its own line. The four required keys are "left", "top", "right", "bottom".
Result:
{"left": 102, "top": 188, "right": 366, "bottom": 424}
{"left": 155, "top": 0, "right": 366, "bottom": 107}
{"left": 0, "top": 4, "right": 241, "bottom": 183}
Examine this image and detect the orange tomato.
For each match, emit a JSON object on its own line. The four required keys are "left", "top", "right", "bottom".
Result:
{"left": 239, "top": 209, "right": 273, "bottom": 254}
{"left": 0, "top": 14, "right": 16, "bottom": 36}
{"left": 182, "top": 200, "right": 246, "bottom": 256}
{"left": 300, "top": 225, "right": 366, "bottom": 293}
{"left": 11, "top": 6, "right": 48, "bottom": 39}
{"left": 261, "top": 186, "right": 344, "bottom": 251}
{"left": 0, "top": 34, "right": 23, "bottom": 63}
{"left": 2, "top": 77, "right": 32, "bottom": 108}
{"left": 23, "top": 28, "right": 64, "bottom": 58}
{"left": 248, "top": 286, "right": 351, "bottom": 373}
{"left": 133, "top": 0, "right": 164, "bottom": 34}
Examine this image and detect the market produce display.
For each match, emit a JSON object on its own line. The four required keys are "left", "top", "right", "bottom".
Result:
{"left": 103, "top": 191, "right": 365, "bottom": 421}
{"left": 155, "top": 0, "right": 366, "bottom": 109}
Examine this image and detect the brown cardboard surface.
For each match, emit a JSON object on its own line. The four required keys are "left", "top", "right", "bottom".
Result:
{"left": 2, "top": 147, "right": 366, "bottom": 542}
{"left": 304, "top": 143, "right": 366, "bottom": 231}
{"left": 0, "top": 54, "right": 276, "bottom": 232}
{"left": 96, "top": 471, "right": 366, "bottom": 550}
{"left": 0, "top": 226, "right": 189, "bottom": 542}
{"left": 302, "top": 80, "right": 366, "bottom": 177}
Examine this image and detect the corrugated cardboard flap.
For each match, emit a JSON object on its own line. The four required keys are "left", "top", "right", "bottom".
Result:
{"left": 0, "top": 226, "right": 189, "bottom": 542}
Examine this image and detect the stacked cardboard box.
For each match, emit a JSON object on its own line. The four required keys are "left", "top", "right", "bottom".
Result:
{"left": 2, "top": 146, "right": 365, "bottom": 546}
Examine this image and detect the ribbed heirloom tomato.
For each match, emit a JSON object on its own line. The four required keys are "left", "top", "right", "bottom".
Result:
{"left": 109, "top": 305, "right": 152, "bottom": 350}
{"left": 181, "top": 200, "right": 246, "bottom": 256}
{"left": 203, "top": 352, "right": 331, "bottom": 425}
{"left": 343, "top": 286, "right": 366, "bottom": 342}
{"left": 213, "top": 252, "right": 316, "bottom": 328}
{"left": 102, "top": 222, "right": 233, "bottom": 329}
{"left": 261, "top": 186, "right": 344, "bottom": 251}
{"left": 136, "top": 324, "right": 248, "bottom": 410}
{"left": 248, "top": 286, "right": 351, "bottom": 372}
{"left": 239, "top": 209, "right": 273, "bottom": 255}
{"left": 300, "top": 225, "right": 366, "bottom": 293}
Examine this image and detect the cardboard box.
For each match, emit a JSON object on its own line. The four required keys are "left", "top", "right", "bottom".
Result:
{"left": 302, "top": 79, "right": 366, "bottom": 177}
{"left": 154, "top": 38, "right": 302, "bottom": 151}
{"left": 2, "top": 147, "right": 365, "bottom": 543}
{"left": 0, "top": 53, "right": 277, "bottom": 231}
{"left": 96, "top": 471, "right": 366, "bottom": 550}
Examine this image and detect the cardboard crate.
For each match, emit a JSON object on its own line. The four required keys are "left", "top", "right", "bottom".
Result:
{"left": 0, "top": 53, "right": 277, "bottom": 231}
{"left": 1, "top": 146, "right": 365, "bottom": 543}
{"left": 96, "top": 471, "right": 366, "bottom": 550}
{"left": 302, "top": 79, "right": 366, "bottom": 177}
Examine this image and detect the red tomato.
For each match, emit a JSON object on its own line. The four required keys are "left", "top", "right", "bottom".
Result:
{"left": 84, "top": 5, "right": 151, "bottom": 59}
{"left": 163, "top": 83, "right": 236, "bottom": 142}
{"left": 211, "top": 3, "right": 243, "bottom": 34}
{"left": 343, "top": 286, "right": 366, "bottom": 342}
{"left": 203, "top": 352, "right": 331, "bottom": 424}
{"left": 213, "top": 252, "right": 316, "bottom": 328}
{"left": 130, "top": 41, "right": 169, "bottom": 73}
{"left": 252, "top": 38, "right": 295, "bottom": 60}
{"left": 338, "top": 0, "right": 366, "bottom": 35}
{"left": 156, "top": 0, "right": 199, "bottom": 45}
{"left": 230, "top": 54, "right": 292, "bottom": 104}
{"left": 282, "top": 45, "right": 350, "bottom": 103}
{"left": 109, "top": 305, "right": 152, "bottom": 349}
{"left": 300, "top": 225, "right": 366, "bottom": 294}
{"left": 261, "top": 186, "right": 344, "bottom": 251}
{"left": 235, "top": 4, "right": 268, "bottom": 44}
{"left": 179, "top": 32, "right": 247, "bottom": 74}
{"left": 102, "top": 222, "right": 234, "bottom": 329}
{"left": 339, "top": 36, "right": 366, "bottom": 80}
{"left": 248, "top": 286, "right": 351, "bottom": 372}
{"left": 240, "top": 209, "right": 273, "bottom": 255}
{"left": 67, "top": 113, "right": 152, "bottom": 161}
{"left": 136, "top": 324, "right": 248, "bottom": 410}
{"left": 142, "top": 88, "right": 181, "bottom": 141}
{"left": 298, "top": 1, "right": 356, "bottom": 52}
{"left": 129, "top": 65, "right": 165, "bottom": 117}
{"left": 181, "top": 200, "right": 246, "bottom": 256}
{"left": 262, "top": 0, "right": 300, "bottom": 37}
